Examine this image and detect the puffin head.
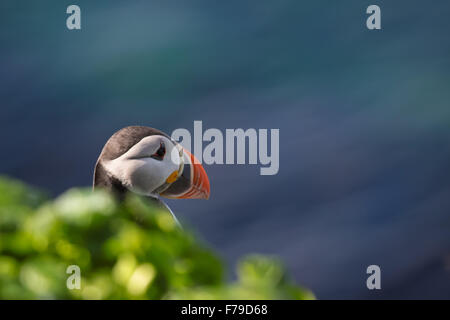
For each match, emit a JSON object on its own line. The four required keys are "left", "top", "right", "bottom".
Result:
{"left": 93, "top": 126, "right": 210, "bottom": 200}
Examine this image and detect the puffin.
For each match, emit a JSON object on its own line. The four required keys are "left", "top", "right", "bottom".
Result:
{"left": 93, "top": 126, "right": 210, "bottom": 225}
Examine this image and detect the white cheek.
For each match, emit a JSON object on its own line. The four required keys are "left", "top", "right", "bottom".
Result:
{"left": 126, "top": 159, "right": 165, "bottom": 195}
{"left": 130, "top": 159, "right": 178, "bottom": 194}
{"left": 104, "top": 157, "right": 178, "bottom": 196}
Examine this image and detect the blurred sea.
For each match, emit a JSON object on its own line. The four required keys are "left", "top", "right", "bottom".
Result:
{"left": 1, "top": 0, "right": 450, "bottom": 298}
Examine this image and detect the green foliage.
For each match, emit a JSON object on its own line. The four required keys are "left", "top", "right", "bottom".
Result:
{"left": 0, "top": 176, "right": 314, "bottom": 300}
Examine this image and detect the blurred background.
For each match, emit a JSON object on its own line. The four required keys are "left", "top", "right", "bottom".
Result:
{"left": 1, "top": 0, "right": 449, "bottom": 299}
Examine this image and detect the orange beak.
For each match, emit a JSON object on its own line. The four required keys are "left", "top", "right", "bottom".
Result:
{"left": 174, "top": 148, "right": 210, "bottom": 199}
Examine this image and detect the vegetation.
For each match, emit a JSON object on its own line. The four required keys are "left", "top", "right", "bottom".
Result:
{"left": 0, "top": 176, "right": 314, "bottom": 300}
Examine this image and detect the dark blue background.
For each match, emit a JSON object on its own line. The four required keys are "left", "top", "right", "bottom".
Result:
{"left": 1, "top": 0, "right": 449, "bottom": 298}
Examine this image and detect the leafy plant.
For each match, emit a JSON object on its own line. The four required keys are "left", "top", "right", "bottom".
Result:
{"left": 0, "top": 176, "right": 314, "bottom": 300}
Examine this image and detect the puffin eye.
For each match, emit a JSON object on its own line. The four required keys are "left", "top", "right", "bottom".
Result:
{"left": 151, "top": 142, "right": 166, "bottom": 160}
